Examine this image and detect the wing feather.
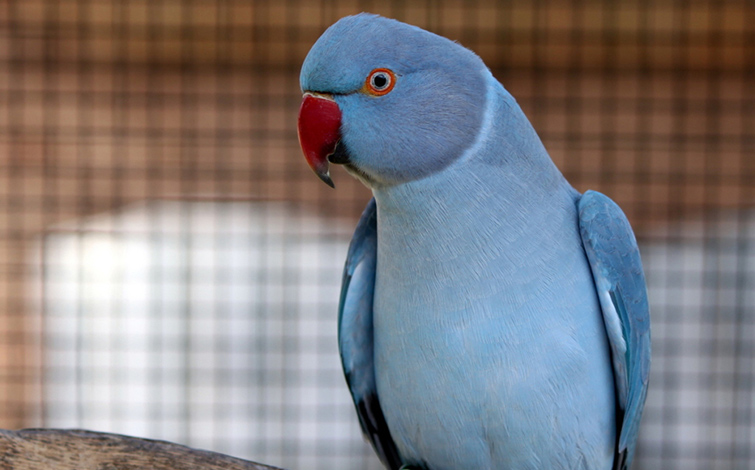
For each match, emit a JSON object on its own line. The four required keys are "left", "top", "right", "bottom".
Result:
{"left": 578, "top": 190, "right": 651, "bottom": 470}
{"left": 338, "top": 198, "right": 402, "bottom": 470}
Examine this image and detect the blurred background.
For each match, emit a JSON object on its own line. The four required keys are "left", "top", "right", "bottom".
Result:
{"left": 0, "top": 1, "right": 753, "bottom": 469}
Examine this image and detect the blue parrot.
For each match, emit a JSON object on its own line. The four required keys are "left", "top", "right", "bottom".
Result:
{"left": 297, "top": 14, "right": 650, "bottom": 470}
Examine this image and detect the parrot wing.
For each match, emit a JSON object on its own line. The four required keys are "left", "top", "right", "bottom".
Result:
{"left": 578, "top": 190, "right": 651, "bottom": 470}
{"left": 338, "top": 198, "right": 402, "bottom": 470}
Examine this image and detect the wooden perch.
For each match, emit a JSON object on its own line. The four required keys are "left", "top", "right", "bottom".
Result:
{"left": 0, "top": 428, "right": 285, "bottom": 470}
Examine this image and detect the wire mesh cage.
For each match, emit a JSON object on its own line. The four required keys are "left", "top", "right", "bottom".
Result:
{"left": 0, "top": 1, "right": 753, "bottom": 469}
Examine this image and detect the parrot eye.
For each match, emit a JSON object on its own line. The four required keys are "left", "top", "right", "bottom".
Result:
{"left": 364, "top": 68, "right": 396, "bottom": 96}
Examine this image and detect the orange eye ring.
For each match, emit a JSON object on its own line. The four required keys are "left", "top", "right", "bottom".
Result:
{"left": 364, "top": 68, "right": 396, "bottom": 96}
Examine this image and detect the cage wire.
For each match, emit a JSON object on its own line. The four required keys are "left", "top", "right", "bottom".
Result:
{"left": 0, "top": 1, "right": 753, "bottom": 469}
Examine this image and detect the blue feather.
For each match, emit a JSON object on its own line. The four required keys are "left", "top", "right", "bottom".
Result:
{"left": 579, "top": 190, "right": 651, "bottom": 470}
{"left": 303, "top": 14, "right": 651, "bottom": 470}
{"left": 338, "top": 199, "right": 402, "bottom": 470}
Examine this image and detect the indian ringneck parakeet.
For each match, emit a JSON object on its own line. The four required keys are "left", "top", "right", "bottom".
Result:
{"left": 297, "top": 14, "right": 650, "bottom": 470}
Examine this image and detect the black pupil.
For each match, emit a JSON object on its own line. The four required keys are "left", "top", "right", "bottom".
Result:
{"left": 372, "top": 73, "right": 388, "bottom": 89}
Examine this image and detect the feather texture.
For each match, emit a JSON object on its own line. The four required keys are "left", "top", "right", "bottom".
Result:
{"left": 301, "top": 13, "right": 651, "bottom": 470}
{"left": 578, "top": 190, "right": 652, "bottom": 470}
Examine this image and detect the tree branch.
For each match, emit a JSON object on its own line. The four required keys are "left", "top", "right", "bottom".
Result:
{"left": 0, "top": 429, "right": 285, "bottom": 470}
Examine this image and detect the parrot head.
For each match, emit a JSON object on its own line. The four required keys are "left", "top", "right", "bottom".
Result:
{"left": 298, "top": 14, "right": 488, "bottom": 188}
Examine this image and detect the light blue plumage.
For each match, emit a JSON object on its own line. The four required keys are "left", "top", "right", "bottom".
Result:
{"left": 298, "top": 13, "right": 650, "bottom": 470}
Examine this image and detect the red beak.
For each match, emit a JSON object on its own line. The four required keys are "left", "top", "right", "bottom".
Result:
{"left": 297, "top": 92, "right": 342, "bottom": 188}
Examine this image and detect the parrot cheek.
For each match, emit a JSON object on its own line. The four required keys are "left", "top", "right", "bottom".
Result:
{"left": 297, "top": 92, "right": 343, "bottom": 188}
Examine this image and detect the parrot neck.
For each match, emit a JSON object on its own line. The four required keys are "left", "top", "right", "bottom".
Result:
{"left": 372, "top": 164, "right": 578, "bottom": 259}
{"left": 371, "top": 76, "right": 580, "bottom": 295}
{"left": 372, "top": 74, "right": 575, "bottom": 231}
